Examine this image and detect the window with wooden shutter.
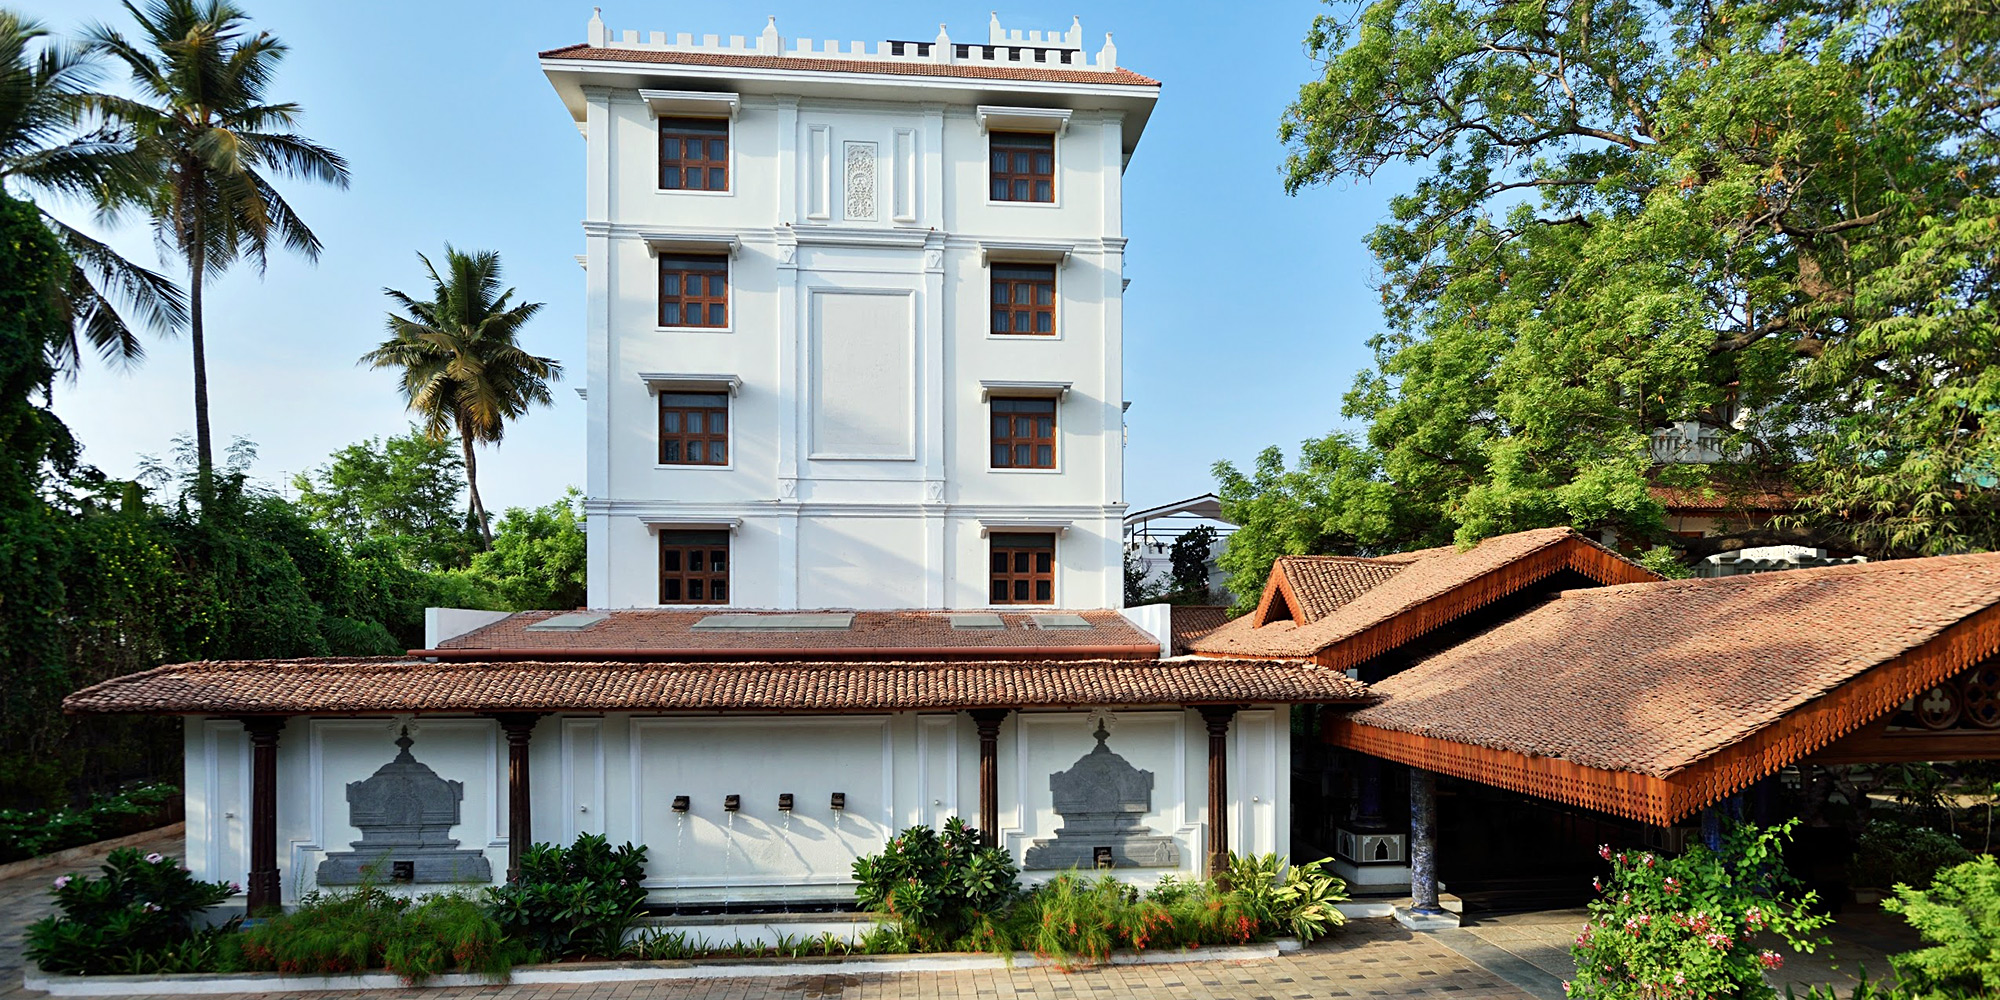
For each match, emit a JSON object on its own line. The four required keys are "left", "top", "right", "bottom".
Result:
{"left": 659, "top": 530, "right": 729, "bottom": 604}
{"left": 660, "top": 117, "right": 729, "bottom": 191}
{"left": 660, "top": 254, "right": 728, "bottom": 328}
{"left": 991, "top": 397, "right": 1057, "bottom": 469}
{"left": 989, "top": 532, "right": 1055, "bottom": 605}
{"left": 659, "top": 392, "right": 729, "bottom": 465}
{"left": 990, "top": 131, "right": 1054, "bottom": 203}
{"left": 991, "top": 264, "right": 1056, "bottom": 335}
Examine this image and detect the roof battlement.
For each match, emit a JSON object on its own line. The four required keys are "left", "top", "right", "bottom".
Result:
{"left": 575, "top": 8, "right": 1121, "bottom": 74}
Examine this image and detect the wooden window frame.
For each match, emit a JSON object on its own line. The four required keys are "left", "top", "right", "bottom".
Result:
{"left": 989, "top": 131, "right": 1055, "bottom": 204}
{"left": 989, "top": 532, "right": 1056, "bottom": 605}
{"left": 659, "top": 254, "right": 728, "bottom": 329}
{"left": 659, "top": 530, "right": 730, "bottom": 605}
{"left": 991, "top": 397, "right": 1057, "bottom": 470}
{"left": 991, "top": 264, "right": 1057, "bottom": 336}
{"left": 658, "top": 392, "right": 729, "bottom": 466}
{"left": 659, "top": 116, "right": 729, "bottom": 192}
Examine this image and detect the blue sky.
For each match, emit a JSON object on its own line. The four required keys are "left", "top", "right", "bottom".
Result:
{"left": 26, "top": 0, "right": 1403, "bottom": 515}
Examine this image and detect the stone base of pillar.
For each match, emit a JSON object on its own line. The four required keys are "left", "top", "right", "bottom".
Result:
{"left": 1392, "top": 903, "right": 1462, "bottom": 931}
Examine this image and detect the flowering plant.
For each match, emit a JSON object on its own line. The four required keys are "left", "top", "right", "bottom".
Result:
{"left": 852, "top": 817, "right": 1019, "bottom": 950}
{"left": 25, "top": 848, "right": 235, "bottom": 974}
{"left": 1567, "top": 820, "right": 1829, "bottom": 1000}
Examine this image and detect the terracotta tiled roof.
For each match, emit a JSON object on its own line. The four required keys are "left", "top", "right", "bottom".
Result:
{"left": 1192, "top": 529, "right": 1658, "bottom": 662}
{"left": 1650, "top": 482, "right": 1795, "bottom": 513}
{"left": 62, "top": 656, "right": 1372, "bottom": 715}
{"left": 1168, "top": 606, "right": 1232, "bottom": 656}
{"left": 428, "top": 609, "right": 1159, "bottom": 660}
{"left": 1272, "top": 556, "right": 1408, "bottom": 623}
{"left": 539, "top": 44, "right": 1162, "bottom": 87}
{"left": 1329, "top": 552, "right": 2000, "bottom": 823}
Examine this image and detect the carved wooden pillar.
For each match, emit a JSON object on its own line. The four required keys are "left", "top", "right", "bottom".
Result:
{"left": 492, "top": 714, "right": 543, "bottom": 883}
{"left": 1198, "top": 706, "right": 1238, "bottom": 878}
{"left": 970, "top": 709, "right": 1010, "bottom": 848}
{"left": 242, "top": 717, "right": 286, "bottom": 914}
{"left": 1409, "top": 766, "right": 1443, "bottom": 914}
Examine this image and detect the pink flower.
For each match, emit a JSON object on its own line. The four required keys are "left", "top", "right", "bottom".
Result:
{"left": 1704, "top": 931, "right": 1733, "bottom": 950}
{"left": 141, "top": 901, "right": 161, "bottom": 913}
{"left": 1663, "top": 876, "right": 1680, "bottom": 894}
{"left": 1759, "top": 950, "right": 1784, "bottom": 969}
{"left": 1597, "top": 844, "right": 1612, "bottom": 861}
{"left": 228, "top": 882, "right": 242, "bottom": 894}
{"left": 52, "top": 875, "right": 71, "bottom": 889}
{"left": 144, "top": 852, "right": 164, "bottom": 864}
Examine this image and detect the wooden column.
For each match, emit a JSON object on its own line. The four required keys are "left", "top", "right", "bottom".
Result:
{"left": 1409, "top": 766, "right": 1443, "bottom": 914}
{"left": 970, "top": 709, "right": 1010, "bottom": 848}
{"left": 242, "top": 717, "right": 286, "bottom": 914}
{"left": 1199, "top": 706, "right": 1238, "bottom": 878}
{"left": 492, "top": 714, "right": 543, "bottom": 882}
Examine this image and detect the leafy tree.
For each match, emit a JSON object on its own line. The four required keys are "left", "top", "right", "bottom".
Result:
{"left": 1271, "top": 0, "right": 2000, "bottom": 563}
{"left": 292, "top": 428, "right": 476, "bottom": 571}
{"left": 0, "top": 11, "right": 183, "bottom": 372}
{"left": 0, "top": 190, "right": 80, "bottom": 802}
{"left": 1122, "top": 545, "right": 1161, "bottom": 607}
{"left": 1884, "top": 854, "right": 2000, "bottom": 998}
{"left": 1212, "top": 434, "right": 1441, "bottom": 612}
{"left": 87, "top": 0, "right": 349, "bottom": 500}
{"left": 1168, "top": 524, "right": 1219, "bottom": 604}
{"left": 466, "top": 489, "right": 586, "bottom": 611}
{"left": 361, "top": 246, "right": 558, "bottom": 547}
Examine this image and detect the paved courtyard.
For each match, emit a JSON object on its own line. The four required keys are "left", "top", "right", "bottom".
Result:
{"left": 3, "top": 831, "right": 1924, "bottom": 1000}
{"left": 3, "top": 831, "right": 1538, "bottom": 1000}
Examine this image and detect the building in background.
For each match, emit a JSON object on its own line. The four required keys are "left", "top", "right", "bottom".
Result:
{"left": 1123, "top": 493, "right": 1237, "bottom": 603}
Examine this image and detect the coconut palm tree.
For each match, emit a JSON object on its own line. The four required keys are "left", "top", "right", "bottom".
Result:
{"left": 361, "top": 246, "right": 558, "bottom": 548}
{"left": 0, "top": 10, "right": 183, "bottom": 373}
{"left": 85, "top": 0, "right": 348, "bottom": 501}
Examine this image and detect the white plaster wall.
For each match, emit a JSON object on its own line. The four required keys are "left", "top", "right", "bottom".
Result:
{"left": 582, "top": 87, "right": 1130, "bottom": 610}
{"left": 182, "top": 708, "right": 1286, "bottom": 906}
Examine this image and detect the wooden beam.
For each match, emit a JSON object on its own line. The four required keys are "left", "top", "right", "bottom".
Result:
{"left": 241, "top": 717, "right": 286, "bottom": 914}
{"left": 1199, "top": 706, "right": 1239, "bottom": 878}
{"left": 490, "top": 713, "right": 543, "bottom": 882}
{"left": 970, "top": 709, "right": 1010, "bottom": 848}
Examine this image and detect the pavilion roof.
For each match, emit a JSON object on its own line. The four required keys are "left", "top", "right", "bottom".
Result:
{"left": 1191, "top": 528, "right": 1659, "bottom": 663}
{"left": 62, "top": 656, "right": 1372, "bottom": 716}
{"left": 1326, "top": 551, "right": 2000, "bottom": 825}
{"left": 424, "top": 608, "right": 1160, "bottom": 660}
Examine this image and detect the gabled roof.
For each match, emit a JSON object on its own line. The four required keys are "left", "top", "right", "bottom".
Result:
{"left": 538, "top": 44, "right": 1162, "bottom": 87}
{"left": 62, "top": 656, "right": 1372, "bottom": 715}
{"left": 423, "top": 609, "right": 1159, "bottom": 661}
{"left": 1167, "top": 605, "right": 1232, "bottom": 656}
{"left": 1192, "top": 528, "right": 1659, "bottom": 663}
{"left": 1327, "top": 552, "right": 2000, "bottom": 825}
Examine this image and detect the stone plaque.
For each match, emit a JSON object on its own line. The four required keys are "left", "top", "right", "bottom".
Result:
{"left": 1023, "top": 722, "right": 1181, "bottom": 869}
{"left": 317, "top": 728, "right": 493, "bottom": 885}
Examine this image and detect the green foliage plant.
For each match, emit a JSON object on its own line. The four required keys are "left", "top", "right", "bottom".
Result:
{"left": 24, "top": 847, "right": 235, "bottom": 975}
{"left": 850, "top": 817, "right": 1019, "bottom": 951}
{"left": 1882, "top": 854, "right": 2000, "bottom": 998}
{"left": 1227, "top": 852, "right": 1349, "bottom": 944}
{"left": 483, "top": 833, "right": 648, "bottom": 960}
{"left": 468, "top": 489, "right": 588, "bottom": 610}
{"left": 230, "top": 884, "right": 518, "bottom": 983}
{"left": 1852, "top": 819, "right": 1973, "bottom": 891}
{"left": 1783, "top": 967, "right": 1915, "bottom": 1000}
{"left": 0, "top": 783, "right": 178, "bottom": 862}
{"left": 292, "top": 428, "right": 478, "bottom": 572}
{"left": 1567, "top": 821, "right": 1830, "bottom": 1000}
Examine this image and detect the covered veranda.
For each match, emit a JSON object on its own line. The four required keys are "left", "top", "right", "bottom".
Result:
{"left": 1322, "top": 552, "right": 2000, "bottom": 921}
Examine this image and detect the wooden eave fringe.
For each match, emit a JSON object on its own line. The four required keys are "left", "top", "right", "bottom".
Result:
{"left": 1327, "top": 596, "right": 2000, "bottom": 826}
{"left": 1310, "top": 537, "right": 1658, "bottom": 673}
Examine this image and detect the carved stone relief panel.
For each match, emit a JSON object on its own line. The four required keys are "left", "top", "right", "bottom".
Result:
{"left": 844, "top": 141, "right": 878, "bottom": 222}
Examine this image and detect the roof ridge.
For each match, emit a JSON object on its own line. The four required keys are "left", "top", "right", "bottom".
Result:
{"left": 1565, "top": 550, "right": 2000, "bottom": 600}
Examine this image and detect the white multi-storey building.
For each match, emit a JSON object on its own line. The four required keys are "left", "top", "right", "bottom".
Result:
{"left": 544, "top": 12, "right": 1161, "bottom": 610}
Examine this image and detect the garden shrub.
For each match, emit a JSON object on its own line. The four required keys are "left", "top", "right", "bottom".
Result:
{"left": 1881, "top": 854, "right": 2000, "bottom": 999}
{"left": 1227, "top": 852, "right": 1348, "bottom": 944}
{"left": 24, "top": 848, "right": 235, "bottom": 975}
{"left": 0, "top": 784, "right": 181, "bottom": 863}
{"left": 851, "top": 817, "right": 1019, "bottom": 950}
{"left": 484, "top": 832, "right": 648, "bottom": 960}
{"left": 1567, "top": 820, "right": 1831, "bottom": 1000}
{"left": 229, "top": 885, "right": 517, "bottom": 982}
{"left": 1851, "top": 819, "right": 1974, "bottom": 892}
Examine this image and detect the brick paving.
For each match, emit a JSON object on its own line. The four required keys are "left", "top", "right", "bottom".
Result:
{"left": 4, "top": 832, "right": 1535, "bottom": 1000}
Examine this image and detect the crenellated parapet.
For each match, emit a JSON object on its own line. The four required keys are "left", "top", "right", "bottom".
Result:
{"left": 582, "top": 9, "right": 1119, "bottom": 71}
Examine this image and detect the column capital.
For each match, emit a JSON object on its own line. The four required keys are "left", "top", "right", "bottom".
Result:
{"left": 238, "top": 716, "right": 287, "bottom": 741}
{"left": 969, "top": 708, "right": 1012, "bottom": 734}
{"left": 1197, "top": 705, "right": 1242, "bottom": 734}
{"left": 487, "top": 712, "right": 545, "bottom": 739}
